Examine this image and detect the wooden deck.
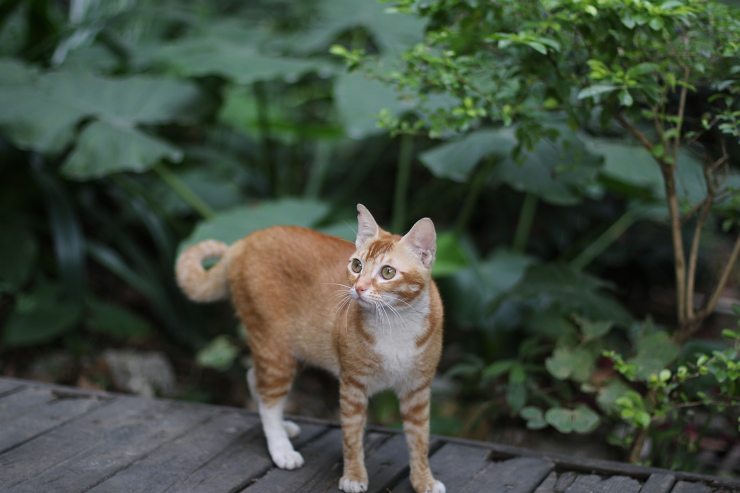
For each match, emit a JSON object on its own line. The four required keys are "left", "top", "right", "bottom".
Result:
{"left": 0, "top": 377, "right": 737, "bottom": 493}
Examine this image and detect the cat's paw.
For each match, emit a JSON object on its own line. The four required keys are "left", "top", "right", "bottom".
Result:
{"left": 283, "top": 420, "right": 301, "bottom": 438}
{"left": 270, "top": 448, "right": 304, "bottom": 470}
{"left": 424, "top": 480, "right": 445, "bottom": 493}
{"left": 338, "top": 476, "right": 368, "bottom": 493}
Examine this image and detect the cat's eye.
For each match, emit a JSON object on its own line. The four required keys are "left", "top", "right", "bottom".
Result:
{"left": 380, "top": 265, "right": 396, "bottom": 280}
{"left": 350, "top": 258, "right": 363, "bottom": 273}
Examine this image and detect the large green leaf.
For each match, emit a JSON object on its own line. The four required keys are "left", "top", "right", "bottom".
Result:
{"left": 447, "top": 248, "right": 534, "bottom": 328}
{"left": 2, "top": 283, "right": 82, "bottom": 348}
{"left": 154, "top": 38, "right": 331, "bottom": 85}
{"left": 334, "top": 71, "right": 411, "bottom": 138}
{"left": 0, "top": 219, "right": 37, "bottom": 293}
{"left": 586, "top": 137, "right": 707, "bottom": 206}
{"left": 0, "top": 59, "right": 202, "bottom": 155}
{"left": 86, "top": 298, "right": 155, "bottom": 340}
{"left": 196, "top": 335, "right": 240, "bottom": 371}
{"left": 420, "top": 129, "right": 515, "bottom": 181}
{"left": 180, "top": 198, "right": 331, "bottom": 252}
{"left": 420, "top": 127, "right": 602, "bottom": 204}
{"left": 506, "top": 263, "right": 632, "bottom": 327}
{"left": 282, "top": 0, "right": 425, "bottom": 55}
{"left": 62, "top": 121, "right": 182, "bottom": 180}
{"left": 545, "top": 345, "right": 598, "bottom": 382}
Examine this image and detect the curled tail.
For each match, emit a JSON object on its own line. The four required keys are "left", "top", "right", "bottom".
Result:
{"left": 175, "top": 240, "right": 231, "bottom": 302}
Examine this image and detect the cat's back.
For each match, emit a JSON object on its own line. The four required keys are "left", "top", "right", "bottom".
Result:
{"left": 228, "top": 225, "right": 353, "bottom": 301}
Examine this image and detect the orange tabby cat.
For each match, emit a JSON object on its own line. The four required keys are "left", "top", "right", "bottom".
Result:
{"left": 176, "top": 204, "right": 445, "bottom": 493}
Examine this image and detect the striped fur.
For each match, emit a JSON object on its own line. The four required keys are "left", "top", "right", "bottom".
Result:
{"left": 175, "top": 204, "right": 444, "bottom": 493}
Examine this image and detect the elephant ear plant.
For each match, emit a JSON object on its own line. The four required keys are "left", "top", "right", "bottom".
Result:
{"left": 334, "top": 0, "right": 739, "bottom": 466}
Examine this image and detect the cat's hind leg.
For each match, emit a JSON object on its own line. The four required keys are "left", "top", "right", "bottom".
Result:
{"left": 247, "top": 359, "right": 303, "bottom": 470}
{"left": 246, "top": 369, "right": 301, "bottom": 438}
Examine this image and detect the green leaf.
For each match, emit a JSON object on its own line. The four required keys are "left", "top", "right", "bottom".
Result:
{"left": 596, "top": 379, "right": 632, "bottom": 414}
{"left": 545, "top": 345, "right": 597, "bottom": 382}
{"left": 481, "top": 360, "right": 514, "bottom": 383}
{"left": 0, "top": 60, "right": 202, "bottom": 154}
{"left": 506, "top": 263, "right": 632, "bottom": 327}
{"left": 154, "top": 38, "right": 330, "bottom": 85}
{"left": 0, "top": 219, "right": 37, "bottom": 292}
{"left": 62, "top": 121, "right": 182, "bottom": 180}
{"left": 86, "top": 298, "right": 154, "bottom": 340}
{"left": 196, "top": 335, "right": 240, "bottom": 371}
{"left": 419, "top": 128, "right": 515, "bottom": 182}
{"left": 506, "top": 364, "right": 527, "bottom": 412}
{"left": 629, "top": 330, "right": 679, "bottom": 380}
{"left": 574, "top": 315, "right": 613, "bottom": 341}
{"left": 280, "top": 0, "right": 425, "bottom": 54}
{"left": 520, "top": 406, "right": 547, "bottom": 430}
{"left": 545, "top": 405, "right": 600, "bottom": 433}
{"left": 334, "top": 71, "right": 410, "bottom": 138}
{"left": 2, "top": 283, "right": 82, "bottom": 347}
{"left": 447, "top": 248, "right": 534, "bottom": 328}
{"left": 432, "top": 232, "right": 468, "bottom": 277}
{"left": 180, "top": 199, "right": 330, "bottom": 252}
{"left": 577, "top": 84, "right": 617, "bottom": 99}
{"left": 619, "top": 89, "right": 634, "bottom": 107}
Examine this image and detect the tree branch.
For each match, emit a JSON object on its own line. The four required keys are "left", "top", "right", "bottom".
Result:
{"left": 686, "top": 162, "right": 717, "bottom": 319}
{"left": 616, "top": 113, "right": 687, "bottom": 325}
{"left": 694, "top": 235, "right": 740, "bottom": 322}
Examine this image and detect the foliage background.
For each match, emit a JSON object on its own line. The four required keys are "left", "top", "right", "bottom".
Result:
{"left": 0, "top": 0, "right": 737, "bottom": 476}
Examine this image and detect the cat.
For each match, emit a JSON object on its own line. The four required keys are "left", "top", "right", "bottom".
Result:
{"left": 175, "top": 204, "right": 445, "bottom": 493}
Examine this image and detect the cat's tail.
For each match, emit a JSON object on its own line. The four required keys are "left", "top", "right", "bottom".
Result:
{"left": 175, "top": 240, "right": 232, "bottom": 302}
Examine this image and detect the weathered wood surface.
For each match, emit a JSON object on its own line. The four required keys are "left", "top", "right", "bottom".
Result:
{"left": 0, "top": 378, "right": 737, "bottom": 493}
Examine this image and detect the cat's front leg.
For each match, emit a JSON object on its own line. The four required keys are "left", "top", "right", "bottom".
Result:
{"left": 400, "top": 384, "right": 445, "bottom": 493}
{"left": 338, "top": 376, "right": 369, "bottom": 493}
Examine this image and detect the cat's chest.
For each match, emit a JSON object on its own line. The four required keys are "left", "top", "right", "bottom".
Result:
{"left": 365, "top": 316, "right": 426, "bottom": 394}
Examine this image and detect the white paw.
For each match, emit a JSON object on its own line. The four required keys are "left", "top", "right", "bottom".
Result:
{"left": 425, "top": 480, "right": 445, "bottom": 493}
{"left": 339, "top": 476, "right": 368, "bottom": 493}
{"left": 270, "top": 447, "right": 304, "bottom": 470}
{"left": 283, "top": 420, "right": 301, "bottom": 438}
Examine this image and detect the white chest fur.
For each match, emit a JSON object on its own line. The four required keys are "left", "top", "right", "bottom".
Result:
{"left": 364, "top": 291, "right": 430, "bottom": 395}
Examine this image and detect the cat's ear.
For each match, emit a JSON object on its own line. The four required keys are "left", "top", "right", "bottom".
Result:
{"left": 356, "top": 203, "right": 379, "bottom": 249}
{"left": 401, "top": 218, "right": 436, "bottom": 268}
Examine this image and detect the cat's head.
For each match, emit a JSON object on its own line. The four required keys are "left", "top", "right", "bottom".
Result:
{"left": 347, "top": 204, "right": 436, "bottom": 310}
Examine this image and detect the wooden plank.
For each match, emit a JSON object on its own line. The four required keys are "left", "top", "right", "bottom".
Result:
{"left": 391, "top": 441, "right": 492, "bottom": 492}
{"left": 671, "top": 481, "right": 712, "bottom": 493}
{"left": 641, "top": 473, "right": 676, "bottom": 493}
{"left": 308, "top": 431, "right": 407, "bottom": 493}
{"left": 0, "top": 395, "right": 204, "bottom": 490}
{"left": 0, "top": 388, "right": 108, "bottom": 454}
{"left": 84, "top": 410, "right": 261, "bottom": 493}
{"left": 554, "top": 471, "right": 580, "bottom": 492}
{"left": 157, "top": 421, "right": 327, "bottom": 493}
{"left": 534, "top": 471, "right": 558, "bottom": 493}
{"left": 460, "top": 456, "right": 554, "bottom": 493}
{"left": 242, "top": 429, "right": 387, "bottom": 493}
{"left": 17, "top": 399, "right": 236, "bottom": 492}
{"left": 365, "top": 434, "right": 416, "bottom": 493}
{"left": 0, "top": 379, "right": 25, "bottom": 397}
{"left": 565, "top": 474, "right": 641, "bottom": 493}
{"left": 0, "top": 387, "right": 67, "bottom": 421}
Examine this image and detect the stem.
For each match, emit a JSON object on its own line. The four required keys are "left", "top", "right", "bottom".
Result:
{"left": 304, "top": 140, "right": 332, "bottom": 199}
{"left": 629, "top": 425, "right": 650, "bottom": 463}
{"left": 686, "top": 161, "right": 717, "bottom": 319}
{"left": 454, "top": 156, "right": 496, "bottom": 235}
{"left": 571, "top": 210, "right": 638, "bottom": 271}
{"left": 392, "top": 135, "right": 414, "bottom": 232}
{"left": 616, "top": 114, "right": 687, "bottom": 325}
{"left": 153, "top": 163, "right": 214, "bottom": 219}
{"left": 512, "top": 193, "right": 538, "bottom": 253}
{"left": 691, "top": 235, "right": 740, "bottom": 323}
{"left": 254, "top": 81, "right": 278, "bottom": 196}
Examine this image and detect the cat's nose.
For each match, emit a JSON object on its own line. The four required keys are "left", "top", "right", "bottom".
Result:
{"left": 356, "top": 283, "right": 369, "bottom": 294}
